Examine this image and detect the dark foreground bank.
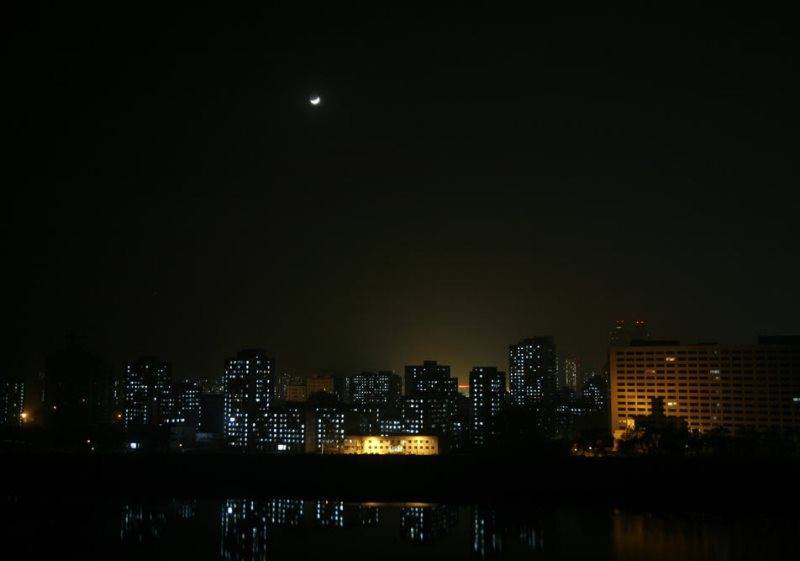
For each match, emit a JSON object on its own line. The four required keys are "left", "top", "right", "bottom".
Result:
{"left": 4, "top": 453, "right": 799, "bottom": 510}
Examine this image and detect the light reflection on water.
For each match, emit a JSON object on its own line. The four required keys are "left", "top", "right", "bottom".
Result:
{"left": 2, "top": 496, "right": 799, "bottom": 560}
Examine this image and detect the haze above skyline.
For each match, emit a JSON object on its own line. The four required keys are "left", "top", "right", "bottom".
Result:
{"left": 5, "top": 4, "right": 798, "bottom": 384}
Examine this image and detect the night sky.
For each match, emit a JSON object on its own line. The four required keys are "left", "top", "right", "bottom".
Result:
{"left": 5, "top": 4, "right": 799, "bottom": 384}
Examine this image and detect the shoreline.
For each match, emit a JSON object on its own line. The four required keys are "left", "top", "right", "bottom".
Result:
{"left": 5, "top": 453, "right": 799, "bottom": 510}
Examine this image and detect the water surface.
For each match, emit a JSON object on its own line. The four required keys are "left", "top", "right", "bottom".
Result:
{"left": 2, "top": 496, "right": 797, "bottom": 560}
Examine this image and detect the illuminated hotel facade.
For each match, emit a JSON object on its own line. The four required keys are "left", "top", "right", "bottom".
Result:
{"left": 338, "top": 435, "right": 439, "bottom": 455}
{"left": 610, "top": 337, "right": 800, "bottom": 439}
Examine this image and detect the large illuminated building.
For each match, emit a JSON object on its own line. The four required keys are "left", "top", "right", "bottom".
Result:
{"left": 123, "top": 357, "right": 172, "bottom": 430}
{"left": 469, "top": 367, "right": 506, "bottom": 448}
{"left": 348, "top": 371, "right": 402, "bottom": 409}
{"left": 260, "top": 403, "right": 305, "bottom": 452}
{"left": 403, "top": 361, "right": 459, "bottom": 438}
{"left": 610, "top": 337, "right": 800, "bottom": 439}
{"left": 338, "top": 434, "right": 439, "bottom": 455}
{"left": 0, "top": 378, "right": 24, "bottom": 427}
{"left": 222, "top": 349, "right": 275, "bottom": 449}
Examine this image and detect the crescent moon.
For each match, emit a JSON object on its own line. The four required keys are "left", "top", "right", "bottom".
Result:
{"left": 309, "top": 96, "right": 321, "bottom": 106}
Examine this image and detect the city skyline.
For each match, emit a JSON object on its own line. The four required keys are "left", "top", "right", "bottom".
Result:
{"left": 5, "top": 318, "right": 795, "bottom": 389}
{"left": 4, "top": 4, "right": 799, "bottom": 560}
{"left": 10, "top": 331, "right": 795, "bottom": 446}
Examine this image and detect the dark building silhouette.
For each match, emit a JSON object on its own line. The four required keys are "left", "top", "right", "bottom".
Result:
{"left": 199, "top": 392, "right": 224, "bottom": 435}
{"left": 223, "top": 349, "right": 275, "bottom": 449}
{"left": 469, "top": 367, "right": 506, "bottom": 448}
{"left": 609, "top": 319, "right": 651, "bottom": 347}
{"left": 42, "top": 339, "right": 113, "bottom": 428}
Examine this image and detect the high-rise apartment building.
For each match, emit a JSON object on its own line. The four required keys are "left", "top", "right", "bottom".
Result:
{"left": 306, "top": 405, "right": 345, "bottom": 453}
{"left": 347, "top": 371, "right": 401, "bottom": 409}
{"left": 563, "top": 357, "right": 580, "bottom": 392}
{"left": 469, "top": 367, "right": 505, "bottom": 447}
{"left": 222, "top": 349, "right": 275, "bottom": 449}
{"left": 260, "top": 403, "right": 305, "bottom": 452}
{"left": 123, "top": 357, "right": 172, "bottom": 429}
{"left": 403, "top": 361, "right": 458, "bottom": 437}
{"left": 0, "top": 379, "right": 24, "bottom": 427}
{"left": 163, "top": 381, "right": 201, "bottom": 429}
{"left": 508, "top": 337, "right": 557, "bottom": 407}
